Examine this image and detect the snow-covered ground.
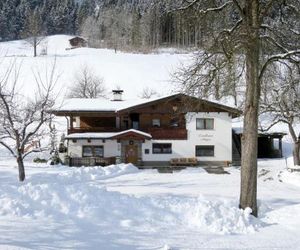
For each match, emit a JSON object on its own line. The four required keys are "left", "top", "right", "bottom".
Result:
{"left": 0, "top": 35, "right": 191, "bottom": 137}
{"left": 0, "top": 35, "right": 189, "bottom": 100}
{"left": 1, "top": 35, "right": 297, "bottom": 141}
{"left": 1, "top": 35, "right": 300, "bottom": 249}
{"left": 1, "top": 157, "right": 300, "bottom": 250}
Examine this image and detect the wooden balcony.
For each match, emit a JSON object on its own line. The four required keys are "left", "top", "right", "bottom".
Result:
{"left": 147, "top": 127, "right": 187, "bottom": 140}
{"left": 68, "top": 127, "right": 188, "bottom": 140}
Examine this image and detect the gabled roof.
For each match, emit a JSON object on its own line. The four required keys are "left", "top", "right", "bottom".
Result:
{"left": 110, "top": 129, "right": 152, "bottom": 140}
{"left": 55, "top": 98, "right": 151, "bottom": 113}
{"left": 69, "top": 36, "right": 87, "bottom": 42}
{"left": 52, "top": 93, "right": 242, "bottom": 117}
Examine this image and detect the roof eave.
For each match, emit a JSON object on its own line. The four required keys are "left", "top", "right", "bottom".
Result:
{"left": 50, "top": 110, "right": 117, "bottom": 116}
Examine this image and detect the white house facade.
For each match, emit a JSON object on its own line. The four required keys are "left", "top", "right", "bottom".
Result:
{"left": 53, "top": 92, "right": 241, "bottom": 167}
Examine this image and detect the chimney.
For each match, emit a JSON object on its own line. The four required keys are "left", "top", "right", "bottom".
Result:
{"left": 112, "top": 90, "right": 123, "bottom": 101}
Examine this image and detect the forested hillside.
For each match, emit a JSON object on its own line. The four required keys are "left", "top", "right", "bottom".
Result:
{"left": 0, "top": 0, "right": 91, "bottom": 41}
{"left": 0, "top": 0, "right": 219, "bottom": 50}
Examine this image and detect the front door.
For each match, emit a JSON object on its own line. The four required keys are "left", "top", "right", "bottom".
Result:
{"left": 125, "top": 145, "right": 138, "bottom": 164}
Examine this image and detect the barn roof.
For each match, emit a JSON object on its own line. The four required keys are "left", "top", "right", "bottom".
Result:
{"left": 69, "top": 36, "right": 87, "bottom": 42}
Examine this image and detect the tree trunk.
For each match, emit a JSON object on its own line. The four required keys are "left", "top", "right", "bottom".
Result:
{"left": 17, "top": 155, "right": 25, "bottom": 182}
{"left": 34, "top": 37, "right": 37, "bottom": 57}
{"left": 239, "top": 0, "right": 260, "bottom": 217}
{"left": 288, "top": 123, "right": 300, "bottom": 166}
{"left": 294, "top": 141, "right": 300, "bottom": 166}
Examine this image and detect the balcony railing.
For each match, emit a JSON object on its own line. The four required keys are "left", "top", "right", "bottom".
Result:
{"left": 68, "top": 127, "right": 188, "bottom": 140}
{"left": 147, "top": 128, "right": 188, "bottom": 140}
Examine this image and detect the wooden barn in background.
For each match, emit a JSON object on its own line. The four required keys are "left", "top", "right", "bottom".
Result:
{"left": 69, "top": 37, "right": 87, "bottom": 48}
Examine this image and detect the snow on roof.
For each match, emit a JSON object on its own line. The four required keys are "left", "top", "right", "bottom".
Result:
{"left": 65, "top": 129, "right": 152, "bottom": 139}
{"left": 233, "top": 127, "right": 287, "bottom": 136}
{"left": 55, "top": 93, "right": 241, "bottom": 114}
{"left": 57, "top": 94, "right": 176, "bottom": 112}
{"left": 69, "top": 36, "right": 86, "bottom": 41}
{"left": 59, "top": 98, "right": 140, "bottom": 112}
{"left": 66, "top": 132, "right": 117, "bottom": 139}
{"left": 111, "top": 129, "right": 152, "bottom": 138}
{"left": 233, "top": 113, "right": 300, "bottom": 135}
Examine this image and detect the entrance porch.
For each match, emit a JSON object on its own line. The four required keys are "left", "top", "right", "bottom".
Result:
{"left": 111, "top": 130, "right": 152, "bottom": 165}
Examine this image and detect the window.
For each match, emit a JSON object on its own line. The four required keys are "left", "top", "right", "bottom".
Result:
{"left": 83, "top": 146, "right": 93, "bottom": 157}
{"left": 152, "top": 143, "right": 172, "bottom": 154}
{"left": 152, "top": 119, "right": 161, "bottom": 127}
{"left": 195, "top": 145, "right": 214, "bottom": 157}
{"left": 132, "top": 121, "right": 139, "bottom": 129}
{"left": 94, "top": 146, "right": 104, "bottom": 157}
{"left": 82, "top": 146, "right": 104, "bottom": 157}
{"left": 170, "top": 118, "right": 179, "bottom": 127}
{"left": 196, "top": 118, "right": 214, "bottom": 130}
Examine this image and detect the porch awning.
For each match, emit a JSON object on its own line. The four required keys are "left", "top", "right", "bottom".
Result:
{"left": 65, "top": 129, "right": 152, "bottom": 140}
{"left": 110, "top": 129, "right": 152, "bottom": 140}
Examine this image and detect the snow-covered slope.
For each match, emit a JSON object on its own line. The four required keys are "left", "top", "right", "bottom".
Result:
{"left": 0, "top": 35, "right": 188, "bottom": 99}
{"left": 1, "top": 161, "right": 300, "bottom": 249}
{"left": 0, "top": 35, "right": 298, "bottom": 159}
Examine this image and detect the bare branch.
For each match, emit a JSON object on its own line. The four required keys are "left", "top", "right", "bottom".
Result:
{"left": 232, "top": 0, "right": 245, "bottom": 19}
{"left": 175, "top": 0, "right": 233, "bottom": 14}
{"left": 0, "top": 141, "right": 17, "bottom": 158}
{"left": 259, "top": 0, "right": 277, "bottom": 24}
{"left": 259, "top": 50, "right": 300, "bottom": 81}
{"left": 68, "top": 65, "right": 107, "bottom": 99}
{"left": 0, "top": 58, "right": 59, "bottom": 181}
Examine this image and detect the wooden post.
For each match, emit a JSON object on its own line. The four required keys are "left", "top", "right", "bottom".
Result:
{"left": 70, "top": 115, "right": 73, "bottom": 132}
{"left": 279, "top": 137, "right": 283, "bottom": 158}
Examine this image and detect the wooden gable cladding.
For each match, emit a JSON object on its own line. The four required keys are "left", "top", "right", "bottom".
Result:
{"left": 117, "top": 94, "right": 241, "bottom": 118}
{"left": 179, "top": 96, "right": 230, "bottom": 114}
{"left": 116, "top": 97, "right": 182, "bottom": 115}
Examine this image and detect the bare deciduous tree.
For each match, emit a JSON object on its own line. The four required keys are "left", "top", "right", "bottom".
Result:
{"left": 139, "top": 87, "right": 159, "bottom": 99}
{"left": 173, "top": 0, "right": 300, "bottom": 216}
{"left": 174, "top": 51, "right": 245, "bottom": 107}
{"left": 0, "top": 60, "right": 58, "bottom": 182}
{"left": 260, "top": 64, "right": 300, "bottom": 166}
{"left": 23, "top": 8, "right": 45, "bottom": 57}
{"left": 68, "top": 65, "right": 106, "bottom": 99}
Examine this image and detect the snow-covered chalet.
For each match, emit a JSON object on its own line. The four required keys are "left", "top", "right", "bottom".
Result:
{"left": 53, "top": 91, "right": 242, "bottom": 167}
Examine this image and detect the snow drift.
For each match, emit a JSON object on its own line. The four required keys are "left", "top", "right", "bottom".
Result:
{"left": 0, "top": 164, "right": 261, "bottom": 235}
